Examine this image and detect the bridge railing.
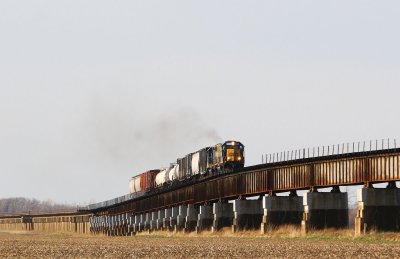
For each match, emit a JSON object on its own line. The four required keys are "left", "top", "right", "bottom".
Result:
{"left": 262, "top": 138, "right": 398, "bottom": 164}
{"left": 87, "top": 191, "right": 146, "bottom": 211}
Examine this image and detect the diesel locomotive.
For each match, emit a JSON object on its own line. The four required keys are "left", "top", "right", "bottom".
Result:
{"left": 129, "top": 140, "right": 245, "bottom": 194}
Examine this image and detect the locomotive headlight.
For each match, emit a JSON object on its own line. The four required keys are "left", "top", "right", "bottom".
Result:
{"left": 238, "top": 157, "right": 241, "bottom": 160}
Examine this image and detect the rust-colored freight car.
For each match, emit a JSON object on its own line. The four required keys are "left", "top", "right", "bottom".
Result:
{"left": 129, "top": 170, "right": 159, "bottom": 194}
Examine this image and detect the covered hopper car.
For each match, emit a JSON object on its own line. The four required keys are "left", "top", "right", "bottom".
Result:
{"left": 129, "top": 170, "right": 159, "bottom": 193}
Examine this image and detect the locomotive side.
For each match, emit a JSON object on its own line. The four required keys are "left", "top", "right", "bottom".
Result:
{"left": 129, "top": 140, "right": 245, "bottom": 194}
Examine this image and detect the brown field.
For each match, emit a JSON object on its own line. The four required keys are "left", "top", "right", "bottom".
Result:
{"left": 1, "top": 228, "right": 400, "bottom": 258}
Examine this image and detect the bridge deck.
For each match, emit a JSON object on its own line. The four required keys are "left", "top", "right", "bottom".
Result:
{"left": 95, "top": 148, "right": 400, "bottom": 215}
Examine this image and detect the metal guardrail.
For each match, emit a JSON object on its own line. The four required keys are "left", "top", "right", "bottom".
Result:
{"left": 262, "top": 138, "right": 398, "bottom": 164}
{"left": 87, "top": 192, "right": 146, "bottom": 211}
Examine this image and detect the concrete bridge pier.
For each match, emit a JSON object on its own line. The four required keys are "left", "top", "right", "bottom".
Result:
{"left": 163, "top": 208, "right": 172, "bottom": 230}
{"left": 355, "top": 185, "right": 400, "bottom": 235}
{"left": 212, "top": 202, "right": 233, "bottom": 232}
{"left": 119, "top": 214, "right": 125, "bottom": 236}
{"left": 120, "top": 214, "right": 125, "bottom": 236}
{"left": 95, "top": 217, "right": 100, "bottom": 235}
{"left": 115, "top": 215, "right": 121, "bottom": 236}
{"left": 104, "top": 217, "right": 109, "bottom": 236}
{"left": 184, "top": 204, "right": 199, "bottom": 232}
{"left": 89, "top": 217, "right": 95, "bottom": 234}
{"left": 117, "top": 214, "right": 123, "bottom": 236}
{"left": 127, "top": 214, "right": 134, "bottom": 236}
{"left": 122, "top": 213, "right": 130, "bottom": 236}
{"left": 232, "top": 199, "right": 263, "bottom": 232}
{"left": 138, "top": 214, "right": 146, "bottom": 232}
{"left": 95, "top": 217, "right": 98, "bottom": 235}
{"left": 133, "top": 214, "right": 140, "bottom": 233}
{"left": 106, "top": 216, "right": 112, "bottom": 236}
{"left": 141, "top": 213, "right": 148, "bottom": 232}
{"left": 260, "top": 193, "right": 303, "bottom": 234}
{"left": 104, "top": 216, "right": 109, "bottom": 236}
{"left": 105, "top": 216, "right": 110, "bottom": 236}
{"left": 109, "top": 216, "right": 116, "bottom": 236}
{"left": 100, "top": 217, "right": 104, "bottom": 235}
{"left": 121, "top": 214, "right": 128, "bottom": 236}
{"left": 175, "top": 205, "right": 188, "bottom": 232}
{"left": 104, "top": 217, "right": 108, "bottom": 235}
{"left": 133, "top": 214, "right": 139, "bottom": 233}
{"left": 114, "top": 215, "right": 120, "bottom": 236}
{"left": 195, "top": 205, "right": 213, "bottom": 233}
{"left": 301, "top": 188, "right": 348, "bottom": 234}
{"left": 169, "top": 207, "right": 179, "bottom": 230}
{"left": 156, "top": 209, "right": 165, "bottom": 230}
{"left": 96, "top": 217, "right": 100, "bottom": 235}
{"left": 89, "top": 217, "right": 93, "bottom": 234}
{"left": 144, "top": 212, "right": 151, "bottom": 231}
{"left": 150, "top": 211, "right": 158, "bottom": 232}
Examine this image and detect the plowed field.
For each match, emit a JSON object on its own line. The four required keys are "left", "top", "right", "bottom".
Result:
{"left": 1, "top": 230, "right": 399, "bottom": 258}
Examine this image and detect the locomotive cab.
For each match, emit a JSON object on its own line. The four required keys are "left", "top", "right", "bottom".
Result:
{"left": 222, "top": 140, "right": 245, "bottom": 169}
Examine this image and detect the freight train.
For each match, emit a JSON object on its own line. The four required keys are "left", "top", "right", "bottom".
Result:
{"left": 129, "top": 140, "right": 245, "bottom": 194}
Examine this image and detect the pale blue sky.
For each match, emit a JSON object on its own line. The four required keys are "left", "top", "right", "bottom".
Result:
{"left": 1, "top": 1, "right": 399, "bottom": 204}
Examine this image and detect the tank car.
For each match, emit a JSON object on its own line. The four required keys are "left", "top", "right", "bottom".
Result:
{"left": 168, "top": 163, "right": 179, "bottom": 181}
{"left": 154, "top": 167, "right": 170, "bottom": 187}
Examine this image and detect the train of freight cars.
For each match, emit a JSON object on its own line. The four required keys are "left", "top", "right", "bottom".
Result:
{"left": 129, "top": 140, "right": 245, "bottom": 194}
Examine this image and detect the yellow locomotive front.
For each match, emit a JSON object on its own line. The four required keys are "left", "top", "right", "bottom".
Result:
{"left": 205, "top": 140, "right": 246, "bottom": 173}
{"left": 223, "top": 140, "right": 245, "bottom": 169}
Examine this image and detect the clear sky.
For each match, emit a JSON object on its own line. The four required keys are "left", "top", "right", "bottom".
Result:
{"left": 1, "top": 1, "right": 399, "bottom": 204}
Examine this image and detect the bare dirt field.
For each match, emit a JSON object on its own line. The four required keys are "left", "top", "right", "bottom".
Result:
{"left": 1, "top": 229, "right": 400, "bottom": 258}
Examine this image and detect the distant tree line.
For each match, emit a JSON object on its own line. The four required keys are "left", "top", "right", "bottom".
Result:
{"left": 0, "top": 197, "right": 75, "bottom": 214}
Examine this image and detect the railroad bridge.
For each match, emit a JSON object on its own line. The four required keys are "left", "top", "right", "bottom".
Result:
{"left": 2, "top": 142, "right": 400, "bottom": 236}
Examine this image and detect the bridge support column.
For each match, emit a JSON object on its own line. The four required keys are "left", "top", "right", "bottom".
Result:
{"left": 104, "top": 216, "right": 109, "bottom": 236}
{"left": 301, "top": 190, "right": 348, "bottom": 234}
{"left": 117, "top": 215, "right": 123, "bottom": 236}
{"left": 144, "top": 212, "right": 151, "bottom": 232}
{"left": 184, "top": 204, "right": 199, "bottom": 232}
{"left": 89, "top": 217, "right": 94, "bottom": 234}
{"left": 123, "top": 214, "right": 128, "bottom": 236}
{"left": 260, "top": 194, "right": 303, "bottom": 234}
{"left": 116, "top": 214, "right": 122, "bottom": 236}
{"left": 212, "top": 202, "right": 233, "bottom": 232}
{"left": 133, "top": 214, "right": 140, "bottom": 233}
{"left": 232, "top": 199, "right": 263, "bottom": 232}
{"left": 195, "top": 205, "right": 213, "bottom": 233}
{"left": 156, "top": 210, "right": 165, "bottom": 230}
{"left": 138, "top": 213, "right": 146, "bottom": 232}
{"left": 97, "top": 217, "right": 102, "bottom": 235}
{"left": 355, "top": 186, "right": 400, "bottom": 235}
{"left": 163, "top": 208, "right": 172, "bottom": 230}
{"left": 112, "top": 215, "right": 117, "bottom": 236}
{"left": 150, "top": 211, "right": 158, "bottom": 232}
{"left": 175, "top": 205, "right": 188, "bottom": 232}
{"left": 170, "top": 207, "right": 179, "bottom": 230}
{"left": 127, "top": 214, "right": 135, "bottom": 236}
{"left": 113, "top": 215, "right": 118, "bottom": 236}
{"left": 119, "top": 215, "right": 124, "bottom": 236}
{"left": 121, "top": 213, "right": 128, "bottom": 236}
{"left": 119, "top": 214, "right": 124, "bottom": 236}
{"left": 110, "top": 216, "right": 116, "bottom": 236}
{"left": 107, "top": 216, "right": 112, "bottom": 236}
